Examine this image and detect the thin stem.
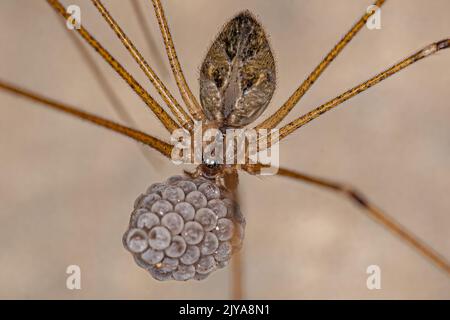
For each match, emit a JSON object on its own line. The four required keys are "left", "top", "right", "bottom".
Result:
{"left": 46, "top": 0, "right": 179, "bottom": 133}
{"left": 151, "top": 0, "right": 205, "bottom": 121}
{"left": 0, "top": 80, "right": 173, "bottom": 158}
{"left": 91, "top": 0, "right": 194, "bottom": 131}
{"left": 256, "top": 0, "right": 386, "bottom": 130}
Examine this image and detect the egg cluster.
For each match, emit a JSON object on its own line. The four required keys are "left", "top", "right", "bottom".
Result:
{"left": 123, "top": 175, "right": 245, "bottom": 281}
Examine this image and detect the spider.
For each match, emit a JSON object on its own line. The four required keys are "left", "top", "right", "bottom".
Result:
{"left": 0, "top": 0, "right": 449, "bottom": 298}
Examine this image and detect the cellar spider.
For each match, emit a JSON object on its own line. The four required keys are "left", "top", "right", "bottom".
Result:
{"left": 0, "top": 0, "right": 449, "bottom": 298}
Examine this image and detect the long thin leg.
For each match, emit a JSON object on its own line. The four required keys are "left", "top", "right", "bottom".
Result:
{"left": 91, "top": 0, "right": 194, "bottom": 131}
{"left": 151, "top": 0, "right": 205, "bottom": 121}
{"left": 46, "top": 0, "right": 179, "bottom": 133}
{"left": 232, "top": 186, "right": 244, "bottom": 300}
{"left": 66, "top": 23, "right": 161, "bottom": 167}
{"left": 252, "top": 39, "right": 450, "bottom": 155}
{"left": 256, "top": 0, "right": 386, "bottom": 130}
{"left": 243, "top": 164, "right": 450, "bottom": 276}
{"left": 0, "top": 80, "right": 173, "bottom": 158}
{"left": 275, "top": 39, "right": 450, "bottom": 143}
{"left": 130, "top": 0, "right": 169, "bottom": 79}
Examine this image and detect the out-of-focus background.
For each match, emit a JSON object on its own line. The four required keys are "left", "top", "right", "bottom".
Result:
{"left": 0, "top": 0, "right": 449, "bottom": 299}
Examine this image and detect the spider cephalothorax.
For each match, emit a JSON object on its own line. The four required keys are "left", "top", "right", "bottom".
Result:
{"left": 123, "top": 174, "right": 245, "bottom": 281}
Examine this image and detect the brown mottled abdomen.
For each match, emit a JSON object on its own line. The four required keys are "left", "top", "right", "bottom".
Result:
{"left": 200, "top": 11, "right": 276, "bottom": 128}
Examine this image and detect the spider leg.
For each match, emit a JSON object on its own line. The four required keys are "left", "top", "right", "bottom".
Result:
{"left": 243, "top": 164, "right": 450, "bottom": 276}
{"left": 130, "top": 0, "right": 170, "bottom": 79}
{"left": 66, "top": 23, "right": 161, "bottom": 167}
{"left": 255, "top": 0, "right": 386, "bottom": 130}
{"left": 250, "top": 39, "right": 449, "bottom": 155}
{"left": 232, "top": 184, "right": 244, "bottom": 300}
{"left": 151, "top": 0, "right": 205, "bottom": 121}
{"left": 46, "top": 0, "right": 179, "bottom": 133}
{"left": 0, "top": 80, "right": 173, "bottom": 158}
{"left": 91, "top": 0, "right": 194, "bottom": 131}
{"left": 232, "top": 250, "right": 244, "bottom": 300}
{"left": 275, "top": 39, "right": 450, "bottom": 143}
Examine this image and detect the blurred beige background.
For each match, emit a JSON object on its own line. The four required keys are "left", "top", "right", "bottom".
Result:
{"left": 0, "top": 0, "right": 449, "bottom": 299}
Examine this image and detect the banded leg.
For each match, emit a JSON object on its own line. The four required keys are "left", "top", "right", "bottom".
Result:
{"left": 91, "top": 0, "right": 194, "bottom": 131}
{"left": 130, "top": 0, "right": 169, "bottom": 78}
{"left": 256, "top": 0, "right": 386, "bottom": 130}
{"left": 232, "top": 186, "right": 244, "bottom": 300}
{"left": 275, "top": 39, "right": 450, "bottom": 143}
{"left": 47, "top": 0, "right": 179, "bottom": 133}
{"left": 151, "top": 0, "right": 205, "bottom": 121}
{"left": 243, "top": 164, "right": 450, "bottom": 276}
{"left": 0, "top": 80, "right": 173, "bottom": 158}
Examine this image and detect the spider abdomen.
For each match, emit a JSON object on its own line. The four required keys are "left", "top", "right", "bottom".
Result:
{"left": 200, "top": 11, "right": 276, "bottom": 128}
{"left": 123, "top": 175, "right": 245, "bottom": 281}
